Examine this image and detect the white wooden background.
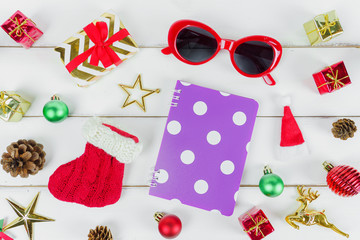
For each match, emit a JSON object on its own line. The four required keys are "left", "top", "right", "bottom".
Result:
{"left": 1, "top": 0, "right": 360, "bottom": 239}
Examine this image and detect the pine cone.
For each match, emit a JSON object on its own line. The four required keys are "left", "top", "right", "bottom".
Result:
{"left": 332, "top": 118, "right": 357, "bottom": 140}
{"left": 88, "top": 226, "right": 113, "bottom": 240}
{"left": 1, "top": 139, "right": 46, "bottom": 178}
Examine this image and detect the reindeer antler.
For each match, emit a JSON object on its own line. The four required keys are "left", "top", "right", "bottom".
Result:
{"left": 296, "top": 186, "right": 320, "bottom": 202}
{"left": 297, "top": 185, "right": 306, "bottom": 196}
{"left": 308, "top": 188, "right": 320, "bottom": 201}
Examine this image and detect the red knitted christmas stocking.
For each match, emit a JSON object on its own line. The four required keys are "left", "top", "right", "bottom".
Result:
{"left": 48, "top": 117, "right": 142, "bottom": 207}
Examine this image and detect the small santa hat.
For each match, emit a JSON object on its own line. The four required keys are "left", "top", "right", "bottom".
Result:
{"left": 280, "top": 106, "right": 305, "bottom": 146}
{"left": 277, "top": 97, "right": 309, "bottom": 158}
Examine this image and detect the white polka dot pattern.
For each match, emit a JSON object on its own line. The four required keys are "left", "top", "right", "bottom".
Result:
{"left": 193, "top": 101, "right": 208, "bottom": 115}
{"left": 219, "top": 91, "right": 230, "bottom": 96}
{"left": 194, "top": 180, "right": 209, "bottom": 194}
{"left": 221, "top": 160, "right": 235, "bottom": 175}
{"left": 180, "top": 150, "right": 195, "bottom": 164}
{"left": 233, "top": 111, "right": 247, "bottom": 126}
{"left": 234, "top": 190, "right": 240, "bottom": 202}
{"left": 167, "top": 120, "right": 181, "bottom": 135}
{"left": 180, "top": 81, "right": 191, "bottom": 86}
{"left": 155, "top": 169, "right": 169, "bottom": 184}
{"left": 246, "top": 142, "right": 251, "bottom": 152}
{"left": 207, "top": 131, "right": 221, "bottom": 145}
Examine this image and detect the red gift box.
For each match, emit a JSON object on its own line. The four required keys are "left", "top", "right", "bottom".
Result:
{"left": 313, "top": 61, "right": 351, "bottom": 95}
{"left": 1, "top": 10, "right": 43, "bottom": 49}
{"left": 238, "top": 207, "right": 274, "bottom": 240}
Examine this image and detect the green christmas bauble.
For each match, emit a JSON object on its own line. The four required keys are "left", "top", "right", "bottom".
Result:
{"left": 43, "top": 95, "right": 69, "bottom": 123}
{"left": 259, "top": 166, "right": 284, "bottom": 197}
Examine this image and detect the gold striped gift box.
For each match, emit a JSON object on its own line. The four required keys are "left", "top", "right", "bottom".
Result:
{"left": 55, "top": 10, "right": 139, "bottom": 87}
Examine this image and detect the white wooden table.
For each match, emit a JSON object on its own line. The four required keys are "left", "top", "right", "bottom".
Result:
{"left": 1, "top": 0, "right": 360, "bottom": 239}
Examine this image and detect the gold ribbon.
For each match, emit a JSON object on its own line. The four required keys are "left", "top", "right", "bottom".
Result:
{"left": 317, "top": 66, "right": 348, "bottom": 90}
{"left": 244, "top": 214, "right": 268, "bottom": 237}
{"left": 8, "top": 17, "right": 35, "bottom": 42}
{"left": 307, "top": 14, "right": 337, "bottom": 40}
{"left": 0, "top": 92, "right": 24, "bottom": 115}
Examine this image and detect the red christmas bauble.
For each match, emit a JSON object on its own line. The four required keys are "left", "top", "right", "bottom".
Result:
{"left": 323, "top": 161, "right": 360, "bottom": 197}
{"left": 155, "top": 212, "right": 182, "bottom": 239}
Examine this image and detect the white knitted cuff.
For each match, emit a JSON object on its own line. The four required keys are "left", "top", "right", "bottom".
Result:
{"left": 82, "top": 117, "right": 143, "bottom": 164}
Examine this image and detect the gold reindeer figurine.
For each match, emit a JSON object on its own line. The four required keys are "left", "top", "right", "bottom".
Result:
{"left": 285, "top": 186, "right": 349, "bottom": 238}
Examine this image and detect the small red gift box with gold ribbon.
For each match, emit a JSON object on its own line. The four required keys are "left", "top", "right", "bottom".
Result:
{"left": 239, "top": 207, "right": 274, "bottom": 240}
{"left": 1, "top": 10, "right": 43, "bottom": 49}
{"left": 313, "top": 61, "right": 351, "bottom": 95}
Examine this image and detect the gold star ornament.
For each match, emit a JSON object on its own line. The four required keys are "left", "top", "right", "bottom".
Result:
{"left": 3, "top": 192, "right": 54, "bottom": 240}
{"left": 119, "top": 74, "right": 160, "bottom": 112}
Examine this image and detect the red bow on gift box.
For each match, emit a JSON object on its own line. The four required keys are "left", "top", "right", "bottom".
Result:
{"left": 66, "top": 21, "right": 129, "bottom": 73}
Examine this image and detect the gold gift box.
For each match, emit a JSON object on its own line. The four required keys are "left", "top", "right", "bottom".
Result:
{"left": 0, "top": 91, "right": 31, "bottom": 122}
{"left": 303, "top": 10, "right": 343, "bottom": 46}
{"left": 55, "top": 10, "right": 139, "bottom": 87}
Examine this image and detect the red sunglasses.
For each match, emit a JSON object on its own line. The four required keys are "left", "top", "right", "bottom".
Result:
{"left": 162, "top": 20, "right": 282, "bottom": 86}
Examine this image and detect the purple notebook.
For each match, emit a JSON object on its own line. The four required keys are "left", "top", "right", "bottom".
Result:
{"left": 149, "top": 81, "right": 259, "bottom": 216}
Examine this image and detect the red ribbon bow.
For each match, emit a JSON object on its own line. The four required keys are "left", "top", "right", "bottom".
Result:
{"left": 65, "top": 21, "right": 129, "bottom": 73}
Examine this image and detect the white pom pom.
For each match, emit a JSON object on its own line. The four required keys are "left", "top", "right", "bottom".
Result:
{"left": 276, "top": 143, "right": 310, "bottom": 160}
{"left": 280, "top": 96, "right": 291, "bottom": 106}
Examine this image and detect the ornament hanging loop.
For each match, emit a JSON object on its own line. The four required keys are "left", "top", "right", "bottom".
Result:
{"left": 263, "top": 165, "right": 273, "bottom": 175}
{"left": 154, "top": 212, "right": 165, "bottom": 222}
{"left": 323, "top": 161, "right": 334, "bottom": 172}
{"left": 51, "top": 95, "right": 60, "bottom": 101}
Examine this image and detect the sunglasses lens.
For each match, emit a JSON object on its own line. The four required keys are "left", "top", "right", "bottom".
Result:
{"left": 233, "top": 41, "right": 274, "bottom": 75}
{"left": 176, "top": 26, "right": 218, "bottom": 63}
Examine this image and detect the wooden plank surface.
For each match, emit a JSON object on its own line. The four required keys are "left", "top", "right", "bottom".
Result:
{"left": 0, "top": 187, "right": 356, "bottom": 240}
{"left": 0, "top": 0, "right": 359, "bottom": 47}
{"left": 1, "top": 48, "right": 359, "bottom": 117}
{"left": 1, "top": 0, "right": 360, "bottom": 239}
{"left": 0, "top": 117, "right": 359, "bottom": 187}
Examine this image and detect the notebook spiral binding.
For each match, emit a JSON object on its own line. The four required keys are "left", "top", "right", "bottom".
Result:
{"left": 150, "top": 169, "right": 161, "bottom": 187}
{"left": 170, "top": 88, "right": 181, "bottom": 107}
{"left": 151, "top": 87, "right": 182, "bottom": 187}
